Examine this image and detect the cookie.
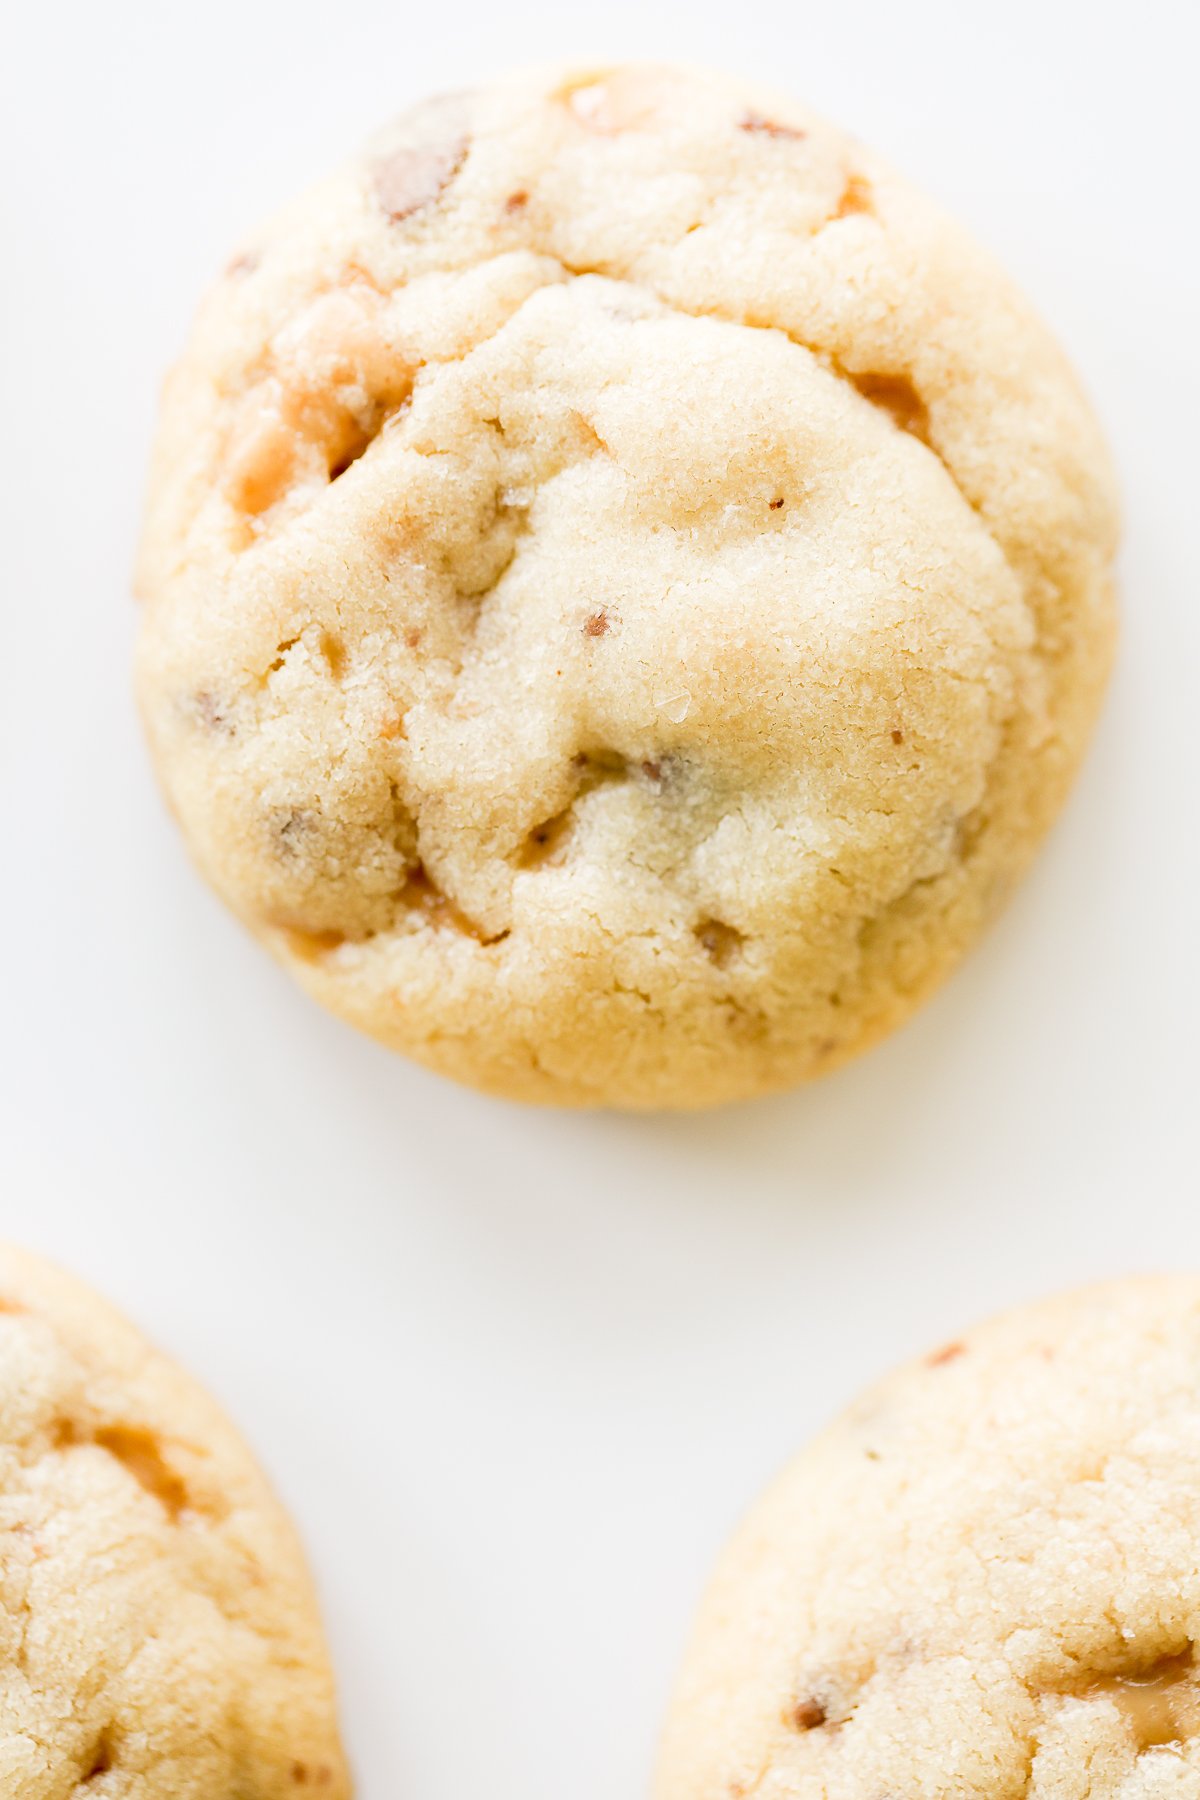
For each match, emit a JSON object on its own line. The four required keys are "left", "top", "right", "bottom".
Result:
{"left": 0, "top": 1244, "right": 349, "bottom": 1798}
{"left": 656, "top": 1279, "right": 1200, "bottom": 1798}
{"left": 136, "top": 63, "right": 1118, "bottom": 1109}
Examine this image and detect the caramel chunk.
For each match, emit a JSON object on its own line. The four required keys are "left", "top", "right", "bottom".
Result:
{"left": 739, "top": 111, "right": 806, "bottom": 140}
{"left": 375, "top": 138, "right": 468, "bottom": 222}
{"left": 788, "top": 1697, "right": 827, "bottom": 1731}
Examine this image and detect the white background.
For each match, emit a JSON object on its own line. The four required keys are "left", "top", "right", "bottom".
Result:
{"left": 2, "top": 2, "right": 1198, "bottom": 1795}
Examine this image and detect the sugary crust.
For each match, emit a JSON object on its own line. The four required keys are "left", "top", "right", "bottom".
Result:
{"left": 137, "top": 64, "right": 1118, "bottom": 1108}
{"left": 655, "top": 1278, "right": 1200, "bottom": 1799}
{"left": 0, "top": 1245, "right": 349, "bottom": 1798}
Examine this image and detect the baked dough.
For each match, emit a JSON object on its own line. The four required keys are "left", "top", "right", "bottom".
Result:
{"left": 137, "top": 64, "right": 1117, "bottom": 1108}
{"left": 656, "top": 1279, "right": 1200, "bottom": 1799}
{"left": 0, "top": 1244, "right": 349, "bottom": 1797}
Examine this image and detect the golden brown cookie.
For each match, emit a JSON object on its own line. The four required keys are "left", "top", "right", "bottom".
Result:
{"left": 137, "top": 64, "right": 1117, "bottom": 1108}
{"left": 657, "top": 1279, "right": 1200, "bottom": 1799}
{"left": 0, "top": 1244, "right": 349, "bottom": 1798}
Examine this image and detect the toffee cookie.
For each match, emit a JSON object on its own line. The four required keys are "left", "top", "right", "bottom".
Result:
{"left": 0, "top": 1244, "right": 349, "bottom": 1798}
{"left": 656, "top": 1278, "right": 1200, "bottom": 1798}
{"left": 136, "top": 64, "right": 1118, "bottom": 1108}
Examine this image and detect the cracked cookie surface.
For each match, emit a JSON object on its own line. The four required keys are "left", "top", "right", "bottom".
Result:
{"left": 656, "top": 1278, "right": 1200, "bottom": 1799}
{"left": 136, "top": 63, "right": 1118, "bottom": 1108}
{"left": 0, "top": 1245, "right": 349, "bottom": 1799}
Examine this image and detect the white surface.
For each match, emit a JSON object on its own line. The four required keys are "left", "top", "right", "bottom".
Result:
{"left": 2, "top": 2, "right": 1198, "bottom": 1794}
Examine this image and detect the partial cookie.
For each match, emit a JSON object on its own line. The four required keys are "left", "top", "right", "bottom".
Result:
{"left": 656, "top": 1278, "right": 1200, "bottom": 1799}
{"left": 136, "top": 63, "right": 1118, "bottom": 1109}
{"left": 0, "top": 1244, "right": 349, "bottom": 1798}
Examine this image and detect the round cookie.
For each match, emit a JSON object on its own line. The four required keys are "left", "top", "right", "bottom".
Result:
{"left": 0, "top": 1244, "right": 349, "bottom": 1798}
{"left": 655, "top": 1278, "right": 1200, "bottom": 1799}
{"left": 136, "top": 63, "right": 1118, "bottom": 1109}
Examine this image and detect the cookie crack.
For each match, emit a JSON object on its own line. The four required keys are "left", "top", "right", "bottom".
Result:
{"left": 1036, "top": 1645, "right": 1198, "bottom": 1756}
{"left": 390, "top": 860, "right": 509, "bottom": 947}
{"left": 514, "top": 750, "right": 630, "bottom": 870}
